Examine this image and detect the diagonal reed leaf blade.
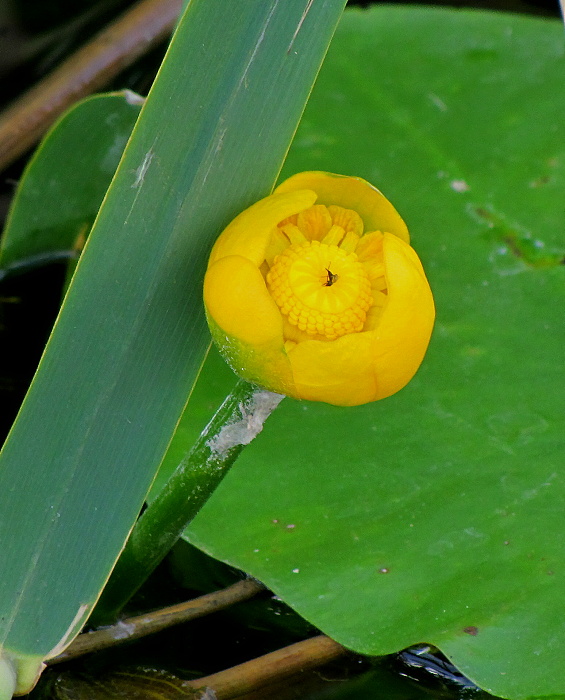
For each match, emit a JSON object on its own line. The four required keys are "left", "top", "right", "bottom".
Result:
{"left": 0, "top": 0, "right": 346, "bottom": 692}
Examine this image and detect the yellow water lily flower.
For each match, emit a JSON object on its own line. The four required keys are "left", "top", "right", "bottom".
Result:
{"left": 204, "top": 171, "right": 435, "bottom": 407}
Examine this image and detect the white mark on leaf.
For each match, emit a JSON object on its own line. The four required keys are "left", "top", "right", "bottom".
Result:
{"left": 450, "top": 179, "right": 470, "bottom": 192}
{"left": 287, "top": 0, "right": 315, "bottom": 54}
{"left": 123, "top": 89, "right": 145, "bottom": 106}
{"left": 428, "top": 93, "right": 447, "bottom": 112}
{"left": 132, "top": 149, "right": 154, "bottom": 188}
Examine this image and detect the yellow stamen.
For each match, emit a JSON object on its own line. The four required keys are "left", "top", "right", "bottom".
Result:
{"left": 265, "top": 227, "right": 291, "bottom": 267}
{"left": 327, "top": 205, "right": 364, "bottom": 236}
{"left": 364, "top": 293, "right": 387, "bottom": 330}
{"left": 321, "top": 224, "right": 346, "bottom": 247}
{"left": 371, "top": 275, "right": 387, "bottom": 292}
{"left": 355, "top": 230, "right": 384, "bottom": 261}
{"left": 339, "top": 231, "right": 361, "bottom": 254}
{"left": 281, "top": 223, "right": 308, "bottom": 247}
{"left": 356, "top": 232, "right": 386, "bottom": 292}
{"left": 266, "top": 241, "right": 373, "bottom": 341}
{"left": 296, "top": 205, "right": 333, "bottom": 241}
{"left": 365, "top": 261, "right": 386, "bottom": 282}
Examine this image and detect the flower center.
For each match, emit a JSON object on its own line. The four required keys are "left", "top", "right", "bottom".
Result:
{"left": 266, "top": 241, "right": 373, "bottom": 340}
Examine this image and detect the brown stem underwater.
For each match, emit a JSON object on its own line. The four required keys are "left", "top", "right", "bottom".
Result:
{"left": 0, "top": 0, "right": 183, "bottom": 172}
{"left": 50, "top": 578, "right": 265, "bottom": 664}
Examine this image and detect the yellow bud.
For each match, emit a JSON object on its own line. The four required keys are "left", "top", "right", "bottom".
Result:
{"left": 203, "top": 172, "right": 435, "bottom": 406}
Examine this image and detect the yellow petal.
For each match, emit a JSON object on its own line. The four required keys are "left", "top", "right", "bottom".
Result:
{"left": 280, "top": 223, "right": 308, "bottom": 247}
{"left": 286, "top": 333, "right": 377, "bottom": 406}
{"left": 204, "top": 255, "right": 283, "bottom": 346}
{"left": 355, "top": 231, "right": 384, "bottom": 262}
{"left": 204, "top": 255, "right": 295, "bottom": 395}
{"left": 296, "top": 204, "right": 333, "bottom": 241}
{"left": 275, "top": 172, "right": 409, "bottom": 244}
{"left": 369, "top": 233, "right": 435, "bottom": 399}
{"left": 339, "top": 231, "right": 360, "bottom": 254}
{"left": 321, "top": 224, "right": 346, "bottom": 247}
{"left": 327, "top": 205, "right": 364, "bottom": 236}
{"left": 206, "top": 312, "right": 296, "bottom": 398}
{"left": 208, "top": 189, "right": 317, "bottom": 267}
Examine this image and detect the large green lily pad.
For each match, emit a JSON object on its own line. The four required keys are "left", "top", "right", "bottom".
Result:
{"left": 179, "top": 7, "right": 564, "bottom": 698}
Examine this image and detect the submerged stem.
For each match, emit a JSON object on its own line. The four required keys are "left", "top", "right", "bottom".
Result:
{"left": 187, "top": 635, "right": 346, "bottom": 697}
{"left": 92, "top": 380, "right": 283, "bottom": 624}
{"left": 0, "top": 0, "right": 183, "bottom": 171}
{"left": 52, "top": 579, "right": 264, "bottom": 663}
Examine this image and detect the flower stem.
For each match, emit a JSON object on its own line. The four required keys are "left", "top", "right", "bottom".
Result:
{"left": 92, "top": 380, "right": 284, "bottom": 625}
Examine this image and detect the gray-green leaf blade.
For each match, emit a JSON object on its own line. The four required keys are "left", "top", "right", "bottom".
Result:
{"left": 0, "top": 0, "right": 346, "bottom": 677}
